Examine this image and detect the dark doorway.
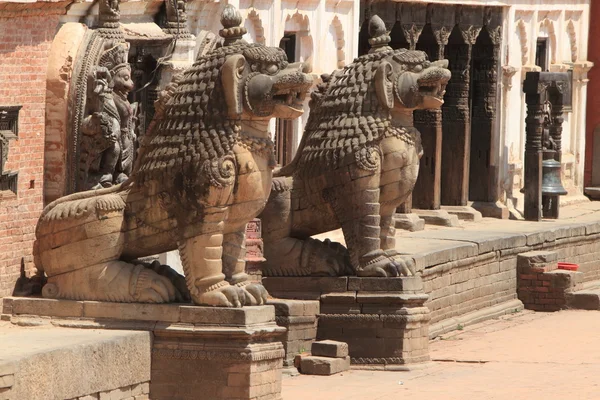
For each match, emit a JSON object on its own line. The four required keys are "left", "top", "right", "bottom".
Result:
{"left": 275, "top": 33, "right": 297, "bottom": 166}
{"left": 535, "top": 38, "right": 548, "bottom": 71}
{"left": 468, "top": 27, "right": 497, "bottom": 202}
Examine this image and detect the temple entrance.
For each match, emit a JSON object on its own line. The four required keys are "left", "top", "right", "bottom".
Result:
{"left": 275, "top": 33, "right": 297, "bottom": 166}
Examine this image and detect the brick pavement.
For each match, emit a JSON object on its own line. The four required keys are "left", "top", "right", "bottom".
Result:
{"left": 282, "top": 310, "right": 600, "bottom": 400}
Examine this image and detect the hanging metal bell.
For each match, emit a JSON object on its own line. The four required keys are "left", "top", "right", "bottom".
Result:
{"left": 541, "top": 159, "right": 567, "bottom": 196}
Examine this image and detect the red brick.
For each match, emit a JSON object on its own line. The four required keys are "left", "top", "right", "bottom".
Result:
{"left": 0, "top": 14, "right": 57, "bottom": 296}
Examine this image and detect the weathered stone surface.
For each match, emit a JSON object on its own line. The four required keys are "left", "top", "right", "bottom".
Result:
{"left": 179, "top": 305, "right": 275, "bottom": 326}
{"left": 566, "top": 288, "right": 600, "bottom": 310}
{"left": 517, "top": 251, "right": 558, "bottom": 267}
{"left": 267, "top": 299, "right": 319, "bottom": 317}
{"left": 0, "top": 326, "right": 150, "bottom": 400}
{"left": 300, "top": 356, "right": 350, "bottom": 375}
{"left": 311, "top": 340, "right": 349, "bottom": 358}
{"left": 394, "top": 213, "right": 425, "bottom": 232}
{"left": 34, "top": 5, "right": 312, "bottom": 308}
{"left": 348, "top": 276, "right": 423, "bottom": 292}
{"left": 263, "top": 277, "right": 349, "bottom": 294}
{"left": 414, "top": 209, "right": 461, "bottom": 227}
{"left": 441, "top": 206, "right": 483, "bottom": 222}
{"left": 269, "top": 299, "right": 318, "bottom": 367}
{"left": 260, "top": 14, "right": 451, "bottom": 279}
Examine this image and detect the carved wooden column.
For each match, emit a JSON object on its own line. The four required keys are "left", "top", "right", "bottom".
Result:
{"left": 544, "top": 74, "right": 572, "bottom": 218}
{"left": 412, "top": 6, "right": 440, "bottom": 211}
{"left": 523, "top": 72, "right": 548, "bottom": 221}
{"left": 440, "top": 7, "right": 480, "bottom": 207}
{"left": 469, "top": 9, "right": 502, "bottom": 205}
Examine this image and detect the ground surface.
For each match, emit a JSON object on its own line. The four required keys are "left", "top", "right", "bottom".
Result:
{"left": 282, "top": 310, "right": 600, "bottom": 400}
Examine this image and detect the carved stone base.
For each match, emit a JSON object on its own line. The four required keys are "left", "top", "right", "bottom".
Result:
{"left": 441, "top": 206, "right": 483, "bottom": 222}
{"left": 1, "top": 298, "right": 286, "bottom": 400}
{"left": 267, "top": 299, "right": 319, "bottom": 367}
{"left": 262, "top": 277, "right": 431, "bottom": 367}
{"left": 470, "top": 201, "right": 510, "bottom": 219}
{"left": 394, "top": 213, "right": 425, "bottom": 231}
{"left": 413, "top": 209, "right": 461, "bottom": 227}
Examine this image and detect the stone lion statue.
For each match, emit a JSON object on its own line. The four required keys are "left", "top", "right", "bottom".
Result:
{"left": 259, "top": 15, "right": 451, "bottom": 277}
{"left": 34, "top": 6, "right": 312, "bottom": 307}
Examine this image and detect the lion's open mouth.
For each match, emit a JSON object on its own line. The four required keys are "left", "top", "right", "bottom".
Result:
{"left": 273, "top": 89, "right": 307, "bottom": 110}
{"left": 418, "top": 81, "right": 447, "bottom": 100}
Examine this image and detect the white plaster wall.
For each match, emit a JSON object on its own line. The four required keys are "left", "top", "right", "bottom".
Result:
{"left": 500, "top": 1, "right": 591, "bottom": 206}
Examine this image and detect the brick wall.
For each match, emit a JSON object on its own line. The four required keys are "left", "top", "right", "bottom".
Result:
{"left": 0, "top": 10, "right": 63, "bottom": 297}
{"left": 422, "top": 252, "right": 517, "bottom": 325}
{"left": 422, "top": 224, "right": 600, "bottom": 325}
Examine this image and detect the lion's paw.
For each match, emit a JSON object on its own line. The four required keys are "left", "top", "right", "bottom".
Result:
{"left": 357, "top": 250, "right": 414, "bottom": 277}
{"left": 134, "top": 269, "right": 177, "bottom": 303}
{"left": 195, "top": 283, "right": 245, "bottom": 307}
{"left": 235, "top": 282, "right": 269, "bottom": 306}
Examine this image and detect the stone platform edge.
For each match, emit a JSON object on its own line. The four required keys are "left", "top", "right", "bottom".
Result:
{"left": 1, "top": 297, "right": 285, "bottom": 336}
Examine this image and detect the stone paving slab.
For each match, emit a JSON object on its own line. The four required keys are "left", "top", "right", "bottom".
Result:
{"left": 282, "top": 310, "right": 600, "bottom": 400}
{"left": 0, "top": 322, "right": 150, "bottom": 400}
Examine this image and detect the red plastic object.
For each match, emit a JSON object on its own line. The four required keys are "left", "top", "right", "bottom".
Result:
{"left": 558, "top": 262, "right": 579, "bottom": 271}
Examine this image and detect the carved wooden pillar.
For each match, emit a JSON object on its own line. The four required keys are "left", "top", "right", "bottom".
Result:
{"left": 411, "top": 4, "right": 450, "bottom": 210}
{"left": 440, "top": 21, "right": 477, "bottom": 206}
{"left": 544, "top": 75, "right": 572, "bottom": 218}
{"left": 523, "top": 73, "right": 547, "bottom": 221}
{"left": 468, "top": 23, "right": 501, "bottom": 202}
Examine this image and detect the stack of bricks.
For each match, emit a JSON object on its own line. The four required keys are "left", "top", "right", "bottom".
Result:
{"left": 267, "top": 299, "right": 319, "bottom": 367}
{"left": 299, "top": 340, "right": 350, "bottom": 375}
{"left": 517, "top": 250, "right": 583, "bottom": 311}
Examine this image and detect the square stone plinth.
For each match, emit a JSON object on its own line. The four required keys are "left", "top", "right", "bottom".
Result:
{"left": 267, "top": 299, "right": 319, "bottom": 367}
{"left": 262, "top": 276, "right": 431, "bottom": 367}
{"left": 2, "top": 298, "right": 286, "bottom": 400}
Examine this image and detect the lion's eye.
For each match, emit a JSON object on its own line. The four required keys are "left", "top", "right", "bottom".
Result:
{"left": 265, "top": 64, "right": 279, "bottom": 75}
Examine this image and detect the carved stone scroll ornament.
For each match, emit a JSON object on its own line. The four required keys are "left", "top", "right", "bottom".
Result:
{"left": 259, "top": 14, "right": 451, "bottom": 278}
{"left": 35, "top": 5, "right": 313, "bottom": 307}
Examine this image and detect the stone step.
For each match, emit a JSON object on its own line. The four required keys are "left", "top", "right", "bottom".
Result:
{"left": 566, "top": 287, "right": 600, "bottom": 310}
{"left": 413, "top": 209, "right": 460, "bottom": 227}
{"left": 299, "top": 356, "right": 350, "bottom": 376}
{"left": 441, "top": 206, "right": 483, "bottom": 222}
{"left": 311, "top": 340, "right": 348, "bottom": 358}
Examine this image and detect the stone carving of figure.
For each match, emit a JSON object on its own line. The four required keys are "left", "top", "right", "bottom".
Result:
{"left": 80, "top": 43, "right": 137, "bottom": 189}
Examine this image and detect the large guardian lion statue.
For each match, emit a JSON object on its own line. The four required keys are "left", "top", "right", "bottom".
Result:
{"left": 259, "top": 15, "right": 451, "bottom": 277}
{"left": 34, "top": 6, "right": 312, "bottom": 307}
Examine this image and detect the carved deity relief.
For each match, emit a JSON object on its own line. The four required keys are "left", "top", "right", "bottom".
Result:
{"left": 80, "top": 43, "right": 136, "bottom": 189}
{"left": 70, "top": 0, "right": 138, "bottom": 191}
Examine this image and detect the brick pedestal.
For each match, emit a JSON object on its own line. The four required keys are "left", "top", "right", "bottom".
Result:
{"left": 267, "top": 299, "right": 319, "bottom": 367}
{"left": 263, "top": 276, "right": 431, "bottom": 368}
{"left": 517, "top": 251, "right": 583, "bottom": 311}
{"left": 2, "top": 298, "right": 286, "bottom": 400}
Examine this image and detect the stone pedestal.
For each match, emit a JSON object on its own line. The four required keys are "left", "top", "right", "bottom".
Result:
{"left": 262, "top": 276, "right": 431, "bottom": 369}
{"left": 441, "top": 206, "right": 483, "bottom": 222}
{"left": 267, "top": 299, "right": 319, "bottom": 367}
{"left": 1, "top": 298, "right": 286, "bottom": 400}
{"left": 414, "top": 209, "right": 460, "bottom": 227}
{"left": 394, "top": 213, "right": 425, "bottom": 232}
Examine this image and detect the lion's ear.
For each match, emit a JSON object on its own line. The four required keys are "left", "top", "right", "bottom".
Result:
{"left": 222, "top": 54, "right": 246, "bottom": 118}
{"left": 374, "top": 60, "right": 394, "bottom": 110}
